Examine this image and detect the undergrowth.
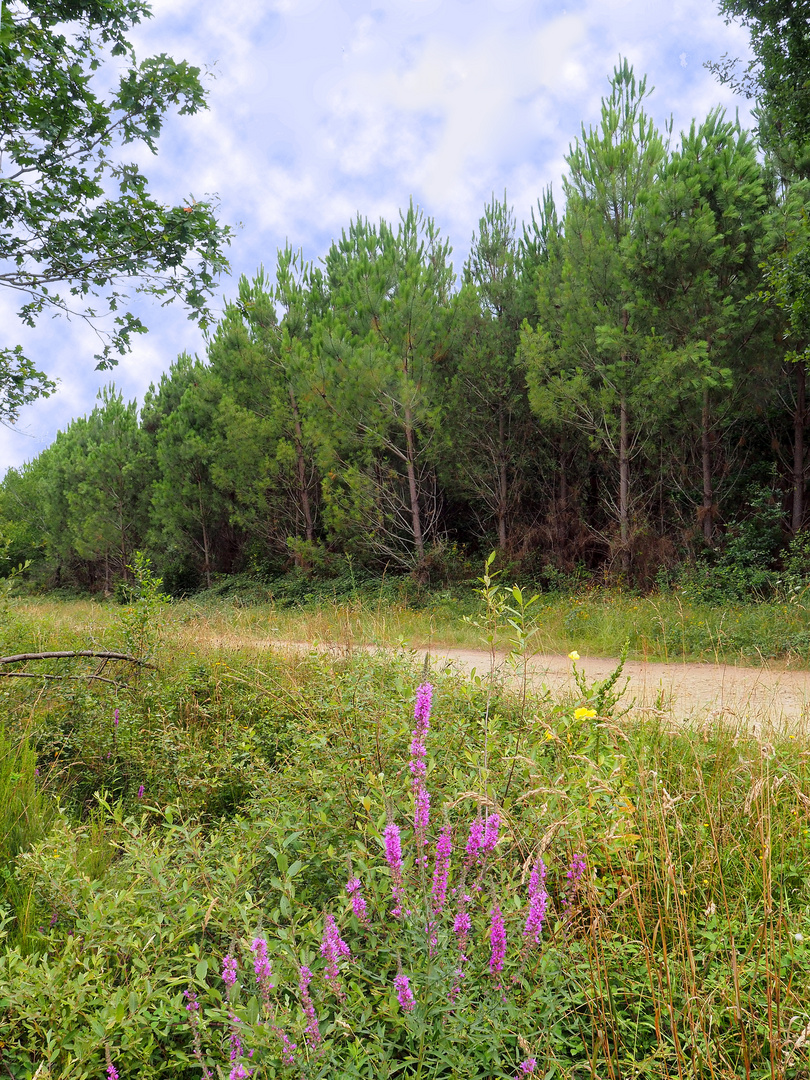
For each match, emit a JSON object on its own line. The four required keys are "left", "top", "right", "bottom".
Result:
{"left": 0, "top": 570, "right": 809, "bottom": 1077}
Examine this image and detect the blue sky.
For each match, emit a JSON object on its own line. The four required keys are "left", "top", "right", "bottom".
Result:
{"left": 0, "top": 0, "right": 755, "bottom": 474}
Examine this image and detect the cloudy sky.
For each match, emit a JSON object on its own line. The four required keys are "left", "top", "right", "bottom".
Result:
{"left": 0, "top": 0, "right": 755, "bottom": 475}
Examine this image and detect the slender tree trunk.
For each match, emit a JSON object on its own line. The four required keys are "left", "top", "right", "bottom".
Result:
{"left": 403, "top": 405, "right": 425, "bottom": 562}
{"left": 793, "top": 361, "right": 806, "bottom": 535}
{"left": 497, "top": 406, "right": 507, "bottom": 549}
{"left": 701, "top": 386, "right": 713, "bottom": 545}
{"left": 559, "top": 445, "right": 569, "bottom": 511}
{"left": 289, "top": 385, "right": 314, "bottom": 544}
{"left": 619, "top": 394, "right": 630, "bottom": 574}
{"left": 199, "top": 484, "right": 212, "bottom": 589}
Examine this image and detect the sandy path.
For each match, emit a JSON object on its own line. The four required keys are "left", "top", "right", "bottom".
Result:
{"left": 214, "top": 635, "right": 810, "bottom": 732}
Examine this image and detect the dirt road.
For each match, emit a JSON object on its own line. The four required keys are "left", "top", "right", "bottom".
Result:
{"left": 252, "top": 639, "right": 810, "bottom": 732}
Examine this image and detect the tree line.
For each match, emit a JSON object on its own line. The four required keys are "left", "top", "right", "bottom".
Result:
{"left": 3, "top": 62, "right": 810, "bottom": 593}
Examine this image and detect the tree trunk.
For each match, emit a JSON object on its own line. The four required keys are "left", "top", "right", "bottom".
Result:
{"left": 619, "top": 394, "right": 630, "bottom": 574}
{"left": 559, "top": 445, "right": 569, "bottom": 511}
{"left": 403, "top": 405, "right": 425, "bottom": 562}
{"left": 793, "top": 361, "right": 806, "bottom": 535}
{"left": 701, "top": 386, "right": 713, "bottom": 545}
{"left": 289, "top": 384, "right": 314, "bottom": 544}
{"left": 199, "top": 485, "right": 212, "bottom": 589}
{"left": 497, "top": 406, "right": 507, "bottom": 549}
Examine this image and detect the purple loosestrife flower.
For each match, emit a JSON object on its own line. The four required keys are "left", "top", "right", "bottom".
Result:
{"left": 564, "top": 852, "right": 587, "bottom": 907}
{"left": 229, "top": 1066, "right": 251, "bottom": 1080}
{"left": 450, "top": 899, "right": 472, "bottom": 1000}
{"left": 299, "top": 966, "right": 321, "bottom": 1048}
{"left": 482, "top": 814, "right": 500, "bottom": 852}
{"left": 346, "top": 876, "right": 369, "bottom": 924}
{"left": 107, "top": 1065, "right": 119, "bottom": 1080}
{"left": 251, "top": 937, "right": 274, "bottom": 1002}
{"left": 410, "top": 683, "right": 433, "bottom": 849}
{"left": 523, "top": 859, "right": 549, "bottom": 946}
{"left": 489, "top": 903, "right": 506, "bottom": 975}
{"left": 414, "top": 682, "right": 433, "bottom": 727}
{"left": 184, "top": 989, "right": 213, "bottom": 1078}
{"left": 222, "top": 953, "right": 238, "bottom": 989}
{"left": 465, "top": 817, "right": 484, "bottom": 864}
{"left": 113, "top": 708, "right": 119, "bottom": 727}
{"left": 273, "top": 1027, "right": 297, "bottom": 1066}
{"left": 137, "top": 783, "right": 145, "bottom": 799}
{"left": 320, "top": 914, "right": 351, "bottom": 996}
{"left": 228, "top": 1012, "right": 244, "bottom": 1062}
{"left": 431, "top": 824, "right": 452, "bottom": 914}
{"left": 516, "top": 1059, "right": 538, "bottom": 1076}
{"left": 414, "top": 784, "right": 430, "bottom": 835}
{"left": 394, "top": 971, "right": 416, "bottom": 1013}
{"left": 384, "top": 821, "right": 406, "bottom": 918}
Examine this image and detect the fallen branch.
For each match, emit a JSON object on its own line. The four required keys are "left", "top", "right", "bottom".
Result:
{"left": 0, "top": 650, "right": 154, "bottom": 668}
{"left": 0, "top": 671, "right": 120, "bottom": 685}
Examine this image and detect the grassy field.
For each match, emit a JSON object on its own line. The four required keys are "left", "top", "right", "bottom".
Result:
{"left": 10, "top": 580, "right": 810, "bottom": 665}
{"left": 1, "top": 586, "right": 810, "bottom": 1077}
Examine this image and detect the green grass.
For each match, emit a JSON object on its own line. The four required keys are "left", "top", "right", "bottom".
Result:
{"left": 1, "top": 591, "right": 810, "bottom": 1076}
{"left": 9, "top": 582, "right": 810, "bottom": 666}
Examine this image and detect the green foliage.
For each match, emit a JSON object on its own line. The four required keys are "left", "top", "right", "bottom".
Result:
{"left": 2, "top": 630, "right": 810, "bottom": 1077}
{"left": 0, "top": 0, "right": 231, "bottom": 414}
{"left": 0, "top": 723, "right": 51, "bottom": 945}
{"left": 116, "top": 551, "right": 170, "bottom": 660}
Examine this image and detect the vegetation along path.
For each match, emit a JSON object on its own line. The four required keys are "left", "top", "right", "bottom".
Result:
{"left": 239, "top": 638, "right": 810, "bottom": 733}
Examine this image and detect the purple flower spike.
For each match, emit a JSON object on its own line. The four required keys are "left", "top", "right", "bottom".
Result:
{"left": 107, "top": 1065, "right": 119, "bottom": 1080}
{"left": 414, "top": 683, "right": 433, "bottom": 726}
{"left": 320, "top": 914, "right": 351, "bottom": 997}
{"left": 222, "top": 954, "right": 238, "bottom": 988}
{"left": 113, "top": 708, "right": 119, "bottom": 727}
{"left": 414, "top": 784, "right": 430, "bottom": 834}
{"left": 251, "top": 936, "right": 274, "bottom": 1002}
{"left": 394, "top": 971, "right": 416, "bottom": 1013}
{"left": 299, "top": 966, "right": 321, "bottom": 1047}
{"left": 517, "top": 1059, "right": 538, "bottom": 1076}
{"left": 482, "top": 814, "right": 500, "bottom": 852}
{"left": 137, "top": 783, "right": 145, "bottom": 799}
{"left": 489, "top": 903, "right": 506, "bottom": 974}
{"left": 346, "top": 876, "right": 369, "bottom": 924}
{"left": 564, "top": 852, "right": 587, "bottom": 907}
{"left": 465, "top": 817, "right": 484, "bottom": 861}
{"left": 431, "top": 825, "right": 452, "bottom": 914}
{"left": 410, "top": 683, "right": 433, "bottom": 846}
{"left": 523, "top": 859, "right": 549, "bottom": 945}
{"left": 384, "top": 822, "right": 406, "bottom": 917}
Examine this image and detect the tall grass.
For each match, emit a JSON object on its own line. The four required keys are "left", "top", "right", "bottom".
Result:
{"left": 12, "top": 586, "right": 810, "bottom": 664}
{"left": 0, "top": 592, "right": 809, "bottom": 1075}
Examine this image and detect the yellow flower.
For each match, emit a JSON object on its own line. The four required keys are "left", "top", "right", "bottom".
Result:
{"left": 568, "top": 651, "right": 580, "bottom": 661}
{"left": 544, "top": 729, "right": 554, "bottom": 742}
{"left": 574, "top": 707, "right": 597, "bottom": 720}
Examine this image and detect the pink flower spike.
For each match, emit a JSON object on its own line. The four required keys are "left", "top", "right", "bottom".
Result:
{"left": 384, "top": 822, "right": 406, "bottom": 917}
{"left": 320, "top": 914, "right": 351, "bottom": 996}
{"left": 222, "top": 954, "right": 238, "bottom": 988}
{"left": 489, "top": 903, "right": 506, "bottom": 974}
{"left": 431, "top": 825, "right": 452, "bottom": 914}
{"left": 299, "top": 966, "right": 321, "bottom": 1047}
{"left": 346, "top": 876, "right": 369, "bottom": 923}
{"left": 414, "top": 784, "right": 430, "bottom": 834}
{"left": 414, "top": 683, "right": 433, "bottom": 726}
{"left": 250, "top": 937, "right": 274, "bottom": 998}
{"left": 465, "top": 817, "right": 484, "bottom": 859}
{"left": 483, "top": 814, "right": 500, "bottom": 852}
{"left": 516, "top": 1059, "right": 538, "bottom": 1076}
{"left": 394, "top": 971, "right": 416, "bottom": 1013}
